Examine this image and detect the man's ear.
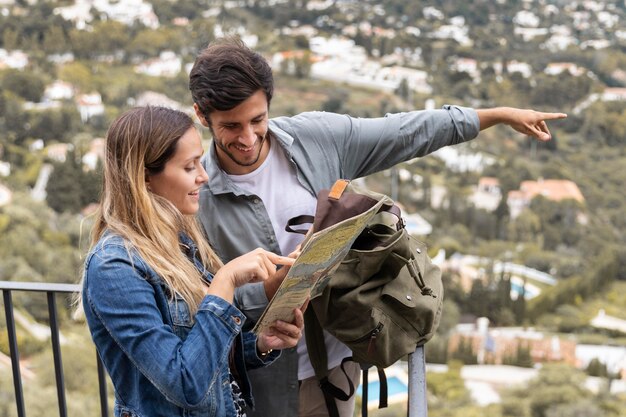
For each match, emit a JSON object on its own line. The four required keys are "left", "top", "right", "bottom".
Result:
{"left": 193, "top": 103, "right": 209, "bottom": 127}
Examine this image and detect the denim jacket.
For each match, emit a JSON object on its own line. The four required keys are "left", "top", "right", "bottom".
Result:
{"left": 82, "top": 232, "right": 279, "bottom": 417}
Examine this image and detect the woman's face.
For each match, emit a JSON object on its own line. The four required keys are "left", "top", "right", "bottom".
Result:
{"left": 147, "top": 127, "right": 209, "bottom": 215}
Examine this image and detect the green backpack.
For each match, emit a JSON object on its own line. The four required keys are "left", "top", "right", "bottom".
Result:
{"left": 287, "top": 179, "right": 444, "bottom": 416}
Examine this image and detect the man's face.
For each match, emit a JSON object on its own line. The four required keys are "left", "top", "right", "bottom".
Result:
{"left": 196, "top": 90, "right": 270, "bottom": 175}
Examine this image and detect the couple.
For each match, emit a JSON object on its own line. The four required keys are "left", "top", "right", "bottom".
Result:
{"left": 81, "top": 37, "right": 566, "bottom": 417}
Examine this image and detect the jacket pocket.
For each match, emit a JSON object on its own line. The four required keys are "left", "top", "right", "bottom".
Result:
{"left": 168, "top": 295, "right": 194, "bottom": 339}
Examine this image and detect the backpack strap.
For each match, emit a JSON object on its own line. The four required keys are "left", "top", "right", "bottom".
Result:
{"left": 304, "top": 309, "right": 355, "bottom": 417}
{"left": 358, "top": 363, "right": 388, "bottom": 416}
{"left": 285, "top": 214, "right": 314, "bottom": 235}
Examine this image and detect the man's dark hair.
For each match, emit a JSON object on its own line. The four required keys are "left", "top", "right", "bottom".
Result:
{"left": 189, "top": 37, "right": 274, "bottom": 119}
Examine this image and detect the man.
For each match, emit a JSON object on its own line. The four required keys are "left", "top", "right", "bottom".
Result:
{"left": 189, "top": 37, "right": 566, "bottom": 417}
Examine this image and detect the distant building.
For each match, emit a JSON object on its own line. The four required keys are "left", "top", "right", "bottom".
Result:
{"left": 46, "top": 143, "right": 72, "bottom": 163}
{"left": 0, "top": 183, "right": 12, "bottom": 206}
{"left": 431, "top": 146, "right": 496, "bottom": 173}
{"left": 601, "top": 87, "right": 626, "bottom": 102}
{"left": 545, "top": 62, "right": 586, "bottom": 77}
{"left": 309, "top": 36, "right": 432, "bottom": 94}
{"left": 0, "top": 48, "right": 29, "bottom": 69}
{"left": 0, "top": 161, "right": 10, "bottom": 177}
{"left": 590, "top": 310, "right": 626, "bottom": 334}
{"left": 82, "top": 138, "right": 105, "bottom": 171}
{"left": 135, "top": 51, "right": 182, "bottom": 77}
{"left": 451, "top": 57, "right": 480, "bottom": 79}
{"left": 131, "top": 91, "right": 188, "bottom": 112}
{"left": 507, "top": 179, "right": 585, "bottom": 218}
{"left": 514, "top": 27, "right": 550, "bottom": 42}
{"left": 513, "top": 10, "right": 540, "bottom": 27}
{"left": 76, "top": 92, "right": 105, "bottom": 122}
{"left": 577, "top": 342, "right": 626, "bottom": 379}
{"left": 506, "top": 60, "right": 533, "bottom": 78}
{"left": 470, "top": 177, "right": 502, "bottom": 211}
{"left": 450, "top": 319, "right": 577, "bottom": 367}
{"left": 54, "top": 0, "right": 159, "bottom": 30}
{"left": 43, "top": 80, "right": 75, "bottom": 101}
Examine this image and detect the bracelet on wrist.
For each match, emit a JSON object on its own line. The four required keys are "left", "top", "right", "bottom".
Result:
{"left": 258, "top": 347, "right": 273, "bottom": 358}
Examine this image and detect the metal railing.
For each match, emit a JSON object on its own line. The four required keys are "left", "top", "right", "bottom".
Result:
{"left": 1, "top": 280, "right": 429, "bottom": 417}
{"left": 0, "top": 280, "right": 109, "bottom": 417}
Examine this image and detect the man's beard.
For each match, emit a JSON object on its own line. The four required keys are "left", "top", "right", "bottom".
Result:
{"left": 214, "top": 132, "right": 268, "bottom": 168}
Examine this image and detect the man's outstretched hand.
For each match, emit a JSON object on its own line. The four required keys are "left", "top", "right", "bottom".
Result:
{"left": 477, "top": 107, "right": 568, "bottom": 141}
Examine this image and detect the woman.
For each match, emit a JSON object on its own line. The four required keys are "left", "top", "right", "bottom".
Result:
{"left": 81, "top": 106, "right": 304, "bottom": 417}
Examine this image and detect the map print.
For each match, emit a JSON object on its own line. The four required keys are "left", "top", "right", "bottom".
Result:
{"left": 253, "top": 198, "right": 385, "bottom": 335}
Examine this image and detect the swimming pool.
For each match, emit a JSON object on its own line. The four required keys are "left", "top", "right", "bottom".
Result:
{"left": 357, "top": 375, "right": 408, "bottom": 402}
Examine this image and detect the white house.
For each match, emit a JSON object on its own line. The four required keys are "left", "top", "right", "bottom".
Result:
{"left": 0, "top": 161, "right": 10, "bottom": 177}
{"left": 451, "top": 57, "right": 480, "bottom": 80}
{"left": 506, "top": 60, "right": 532, "bottom": 78}
{"left": 82, "top": 138, "right": 105, "bottom": 171}
{"left": 0, "top": 48, "right": 28, "bottom": 69}
{"left": 545, "top": 62, "right": 586, "bottom": 76}
{"left": 43, "top": 80, "right": 75, "bottom": 101}
{"left": 135, "top": 51, "right": 182, "bottom": 77}
{"left": 76, "top": 92, "right": 105, "bottom": 122}
{"left": 470, "top": 177, "right": 502, "bottom": 211}
{"left": 0, "top": 183, "right": 12, "bottom": 207}
{"left": 514, "top": 10, "right": 541, "bottom": 27}
{"left": 55, "top": 0, "right": 159, "bottom": 29}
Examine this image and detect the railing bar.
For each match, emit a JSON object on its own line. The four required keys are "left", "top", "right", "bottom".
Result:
{"left": 96, "top": 352, "right": 109, "bottom": 417}
{"left": 3, "top": 289, "right": 26, "bottom": 417}
{"left": 407, "top": 346, "right": 428, "bottom": 417}
{"left": 47, "top": 292, "right": 68, "bottom": 417}
{"left": 0, "top": 281, "right": 80, "bottom": 293}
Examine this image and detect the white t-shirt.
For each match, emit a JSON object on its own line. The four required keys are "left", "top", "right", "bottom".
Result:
{"left": 228, "top": 139, "right": 352, "bottom": 380}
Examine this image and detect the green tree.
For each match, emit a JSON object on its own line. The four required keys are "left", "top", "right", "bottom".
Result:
{"left": 80, "top": 159, "right": 103, "bottom": 207}
{"left": 1, "top": 69, "right": 46, "bottom": 102}
{"left": 42, "top": 26, "right": 68, "bottom": 55}
{"left": 58, "top": 62, "right": 93, "bottom": 93}
{"left": 46, "top": 150, "right": 83, "bottom": 213}
{"left": 502, "top": 364, "right": 593, "bottom": 417}
{"left": 585, "top": 358, "right": 608, "bottom": 378}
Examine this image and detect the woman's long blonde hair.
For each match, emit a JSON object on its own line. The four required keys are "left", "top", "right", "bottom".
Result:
{"left": 87, "top": 106, "right": 222, "bottom": 315}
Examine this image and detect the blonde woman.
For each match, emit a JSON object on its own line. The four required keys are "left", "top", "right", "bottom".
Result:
{"left": 81, "top": 106, "right": 304, "bottom": 417}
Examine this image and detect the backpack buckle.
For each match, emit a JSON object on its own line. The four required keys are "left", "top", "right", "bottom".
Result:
{"left": 396, "top": 217, "right": 406, "bottom": 231}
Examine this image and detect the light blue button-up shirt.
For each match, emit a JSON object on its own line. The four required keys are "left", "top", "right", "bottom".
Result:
{"left": 196, "top": 106, "right": 479, "bottom": 416}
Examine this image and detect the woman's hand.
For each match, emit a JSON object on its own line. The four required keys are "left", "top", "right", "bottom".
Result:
{"left": 208, "top": 248, "right": 295, "bottom": 302}
{"left": 263, "top": 245, "right": 302, "bottom": 299}
{"left": 256, "top": 307, "right": 305, "bottom": 353}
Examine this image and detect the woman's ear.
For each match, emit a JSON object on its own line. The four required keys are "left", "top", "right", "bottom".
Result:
{"left": 145, "top": 169, "right": 152, "bottom": 191}
{"left": 193, "top": 103, "right": 209, "bottom": 127}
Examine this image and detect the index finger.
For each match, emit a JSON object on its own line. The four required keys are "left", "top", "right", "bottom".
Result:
{"left": 538, "top": 112, "right": 567, "bottom": 121}
{"left": 265, "top": 252, "right": 296, "bottom": 266}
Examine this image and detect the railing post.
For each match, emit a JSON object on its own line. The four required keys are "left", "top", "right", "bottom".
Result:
{"left": 407, "top": 345, "right": 428, "bottom": 417}
{"left": 1, "top": 281, "right": 107, "bottom": 416}
{"left": 96, "top": 353, "right": 109, "bottom": 417}
{"left": 47, "top": 291, "right": 68, "bottom": 417}
{"left": 3, "top": 289, "right": 26, "bottom": 417}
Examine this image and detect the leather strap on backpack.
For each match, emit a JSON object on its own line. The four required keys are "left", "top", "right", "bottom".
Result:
{"left": 328, "top": 179, "right": 350, "bottom": 200}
